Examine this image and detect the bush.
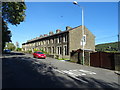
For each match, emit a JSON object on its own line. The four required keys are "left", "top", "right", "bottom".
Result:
{"left": 33, "top": 48, "right": 39, "bottom": 52}
{"left": 16, "top": 48, "right": 22, "bottom": 51}
{"left": 24, "top": 50, "right": 32, "bottom": 54}
{"left": 105, "top": 51, "right": 120, "bottom": 53}
{"left": 33, "top": 49, "right": 49, "bottom": 54}
{"left": 28, "top": 50, "right": 32, "bottom": 53}
{"left": 58, "top": 58, "right": 70, "bottom": 60}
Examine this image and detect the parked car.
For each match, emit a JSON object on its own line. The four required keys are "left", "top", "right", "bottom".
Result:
{"left": 33, "top": 51, "right": 46, "bottom": 59}
{"left": 4, "top": 49, "right": 11, "bottom": 53}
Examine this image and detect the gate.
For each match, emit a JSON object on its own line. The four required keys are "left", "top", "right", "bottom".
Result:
{"left": 90, "top": 52, "right": 115, "bottom": 70}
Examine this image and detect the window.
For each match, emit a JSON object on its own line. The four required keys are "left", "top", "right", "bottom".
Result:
{"left": 59, "top": 37, "right": 61, "bottom": 43}
{"left": 41, "top": 41, "right": 43, "bottom": 45}
{"left": 57, "top": 47, "right": 59, "bottom": 54}
{"left": 52, "top": 47, "right": 54, "bottom": 54}
{"left": 51, "top": 39, "right": 54, "bottom": 43}
{"left": 63, "top": 45, "right": 67, "bottom": 55}
{"left": 48, "top": 40, "right": 50, "bottom": 44}
{"left": 37, "top": 42, "right": 39, "bottom": 46}
{"left": 49, "top": 39, "right": 50, "bottom": 44}
{"left": 48, "top": 47, "right": 51, "bottom": 53}
{"left": 43, "top": 41, "right": 46, "bottom": 45}
{"left": 53, "top": 38, "right": 54, "bottom": 43}
{"left": 60, "top": 47, "right": 62, "bottom": 55}
{"left": 57, "top": 36, "right": 61, "bottom": 43}
{"left": 63, "top": 34, "right": 67, "bottom": 42}
{"left": 45, "top": 47, "right": 46, "bottom": 52}
{"left": 57, "top": 46, "right": 62, "bottom": 55}
{"left": 57, "top": 37, "right": 59, "bottom": 43}
{"left": 65, "top": 46, "right": 67, "bottom": 55}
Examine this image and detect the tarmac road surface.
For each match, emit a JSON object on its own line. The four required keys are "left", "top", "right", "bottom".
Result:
{"left": 2, "top": 52, "right": 120, "bottom": 89}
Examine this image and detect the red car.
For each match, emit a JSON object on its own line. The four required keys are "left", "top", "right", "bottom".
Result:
{"left": 33, "top": 51, "right": 46, "bottom": 59}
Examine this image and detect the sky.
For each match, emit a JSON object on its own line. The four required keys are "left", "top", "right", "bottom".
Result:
{"left": 8, "top": 2, "right": 118, "bottom": 48}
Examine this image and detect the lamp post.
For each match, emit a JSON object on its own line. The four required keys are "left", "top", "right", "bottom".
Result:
{"left": 73, "top": 1, "right": 85, "bottom": 65}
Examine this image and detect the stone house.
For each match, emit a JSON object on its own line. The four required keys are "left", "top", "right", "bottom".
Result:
{"left": 22, "top": 25, "right": 95, "bottom": 59}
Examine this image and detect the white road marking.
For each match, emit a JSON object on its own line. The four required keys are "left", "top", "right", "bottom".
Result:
{"left": 34, "top": 61, "right": 40, "bottom": 64}
{"left": 60, "top": 60, "right": 65, "bottom": 62}
{"left": 79, "top": 69, "right": 96, "bottom": 75}
{"left": 62, "top": 70, "right": 79, "bottom": 76}
{"left": 53, "top": 69, "right": 65, "bottom": 74}
{"left": 53, "top": 69, "right": 88, "bottom": 83}
{"left": 71, "top": 70, "right": 86, "bottom": 76}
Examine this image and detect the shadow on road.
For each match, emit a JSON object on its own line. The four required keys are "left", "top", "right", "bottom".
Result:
{"left": 2, "top": 56, "right": 120, "bottom": 89}
{"left": 2, "top": 52, "right": 25, "bottom": 56}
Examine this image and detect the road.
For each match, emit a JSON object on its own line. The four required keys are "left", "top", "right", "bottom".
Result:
{"left": 2, "top": 52, "right": 120, "bottom": 89}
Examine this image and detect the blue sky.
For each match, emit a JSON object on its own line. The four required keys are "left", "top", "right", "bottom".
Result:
{"left": 8, "top": 2, "right": 118, "bottom": 47}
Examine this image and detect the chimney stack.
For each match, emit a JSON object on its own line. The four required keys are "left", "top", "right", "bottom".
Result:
{"left": 66, "top": 26, "right": 72, "bottom": 30}
{"left": 40, "top": 35, "right": 43, "bottom": 38}
{"left": 56, "top": 29, "right": 61, "bottom": 33}
{"left": 49, "top": 31, "right": 54, "bottom": 35}
{"left": 44, "top": 34, "right": 48, "bottom": 37}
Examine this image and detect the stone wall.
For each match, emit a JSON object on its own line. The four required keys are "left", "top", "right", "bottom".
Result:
{"left": 70, "top": 51, "right": 90, "bottom": 65}
{"left": 69, "top": 26, "right": 95, "bottom": 53}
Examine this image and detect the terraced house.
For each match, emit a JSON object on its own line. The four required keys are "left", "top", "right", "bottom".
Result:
{"left": 22, "top": 25, "right": 95, "bottom": 59}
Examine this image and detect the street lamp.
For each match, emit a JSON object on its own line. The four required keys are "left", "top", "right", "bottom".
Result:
{"left": 73, "top": 1, "right": 85, "bottom": 65}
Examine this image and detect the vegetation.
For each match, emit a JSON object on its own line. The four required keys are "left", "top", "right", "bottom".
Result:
{"left": 4, "top": 42, "right": 16, "bottom": 51}
{"left": 21, "top": 48, "right": 48, "bottom": 54}
{"left": 58, "top": 58, "right": 70, "bottom": 60}
{"left": 2, "top": 19, "right": 12, "bottom": 51}
{"left": 33, "top": 48, "right": 49, "bottom": 54}
{"left": 95, "top": 42, "right": 119, "bottom": 52}
{"left": 23, "top": 50, "right": 32, "bottom": 54}
{"left": 40, "top": 50, "right": 49, "bottom": 54}
{"left": 2, "top": 2, "right": 26, "bottom": 25}
{"left": 2, "top": 2, "right": 26, "bottom": 52}
{"left": 16, "top": 48, "right": 22, "bottom": 51}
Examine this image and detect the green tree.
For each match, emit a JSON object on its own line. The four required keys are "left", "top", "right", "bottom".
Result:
{"left": 5, "top": 42, "right": 16, "bottom": 51}
{"left": 2, "top": 19, "right": 12, "bottom": 50}
{"left": 2, "top": 2, "right": 26, "bottom": 25}
{"left": 16, "top": 48, "right": 22, "bottom": 51}
{"left": 2, "top": 2, "right": 26, "bottom": 52}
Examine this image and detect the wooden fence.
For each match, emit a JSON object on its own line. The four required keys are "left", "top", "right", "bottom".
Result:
{"left": 90, "top": 52, "right": 119, "bottom": 70}
{"left": 70, "top": 51, "right": 120, "bottom": 70}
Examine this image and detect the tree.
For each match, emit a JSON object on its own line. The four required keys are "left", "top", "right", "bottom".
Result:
{"left": 16, "top": 48, "right": 22, "bottom": 51}
{"left": 2, "top": 2, "right": 26, "bottom": 25}
{"left": 2, "top": 2, "right": 26, "bottom": 52}
{"left": 4, "top": 42, "right": 16, "bottom": 51}
{"left": 2, "top": 19, "right": 12, "bottom": 51}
